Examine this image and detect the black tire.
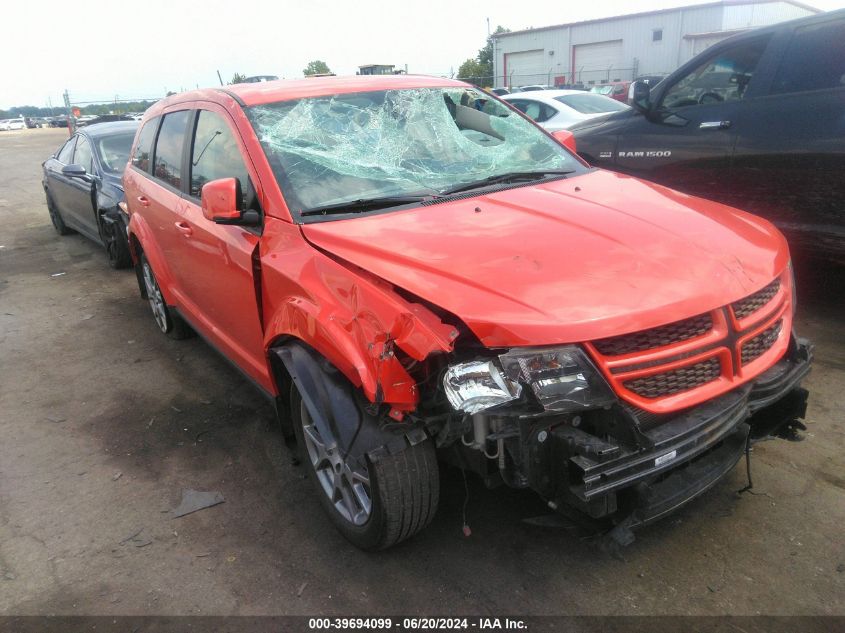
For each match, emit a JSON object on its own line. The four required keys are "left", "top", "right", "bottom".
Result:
{"left": 98, "top": 211, "right": 132, "bottom": 269}
{"left": 290, "top": 384, "right": 439, "bottom": 550}
{"left": 45, "top": 192, "right": 73, "bottom": 236}
{"left": 138, "top": 253, "right": 193, "bottom": 340}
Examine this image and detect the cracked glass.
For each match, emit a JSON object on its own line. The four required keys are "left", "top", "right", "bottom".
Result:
{"left": 247, "top": 87, "right": 583, "bottom": 220}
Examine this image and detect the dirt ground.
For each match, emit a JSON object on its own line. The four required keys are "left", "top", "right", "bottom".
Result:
{"left": 0, "top": 127, "right": 843, "bottom": 617}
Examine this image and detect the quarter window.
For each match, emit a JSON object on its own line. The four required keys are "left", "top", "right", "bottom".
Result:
{"left": 190, "top": 110, "right": 250, "bottom": 205}
{"left": 56, "top": 137, "right": 76, "bottom": 163}
{"left": 73, "top": 136, "right": 93, "bottom": 173}
{"left": 153, "top": 111, "right": 190, "bottom": 188}
{"left": 771, "top": 19, "right": 845, "bottom": 94}
{"left": 662, "top": 37, "right": 770, "bottom": 108}
{"left": 132, "top": 117, "right": 159, "bottom": 172}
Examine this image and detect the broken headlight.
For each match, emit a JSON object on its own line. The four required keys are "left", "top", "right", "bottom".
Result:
{"left": 442, "top": 360, "right": 522, "bottom": 414}
{"left": 498, "top": 346, "right": 615, "bottom": 412}
{"left": 443, "top": 346, "right": 616, "bottom": 414}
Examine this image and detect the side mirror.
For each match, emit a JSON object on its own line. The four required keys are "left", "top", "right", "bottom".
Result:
{"left": 630, "top": 81, "right": 651, "bottom": 111}
{"left": 551, "top": 129, "right": 577, "bottom": 154}
{"left": 62, "top": 164, "right": 87, "bottom": 178}
{"left": 201, "top": 177, "right": 260, "bottom": 226}
{"left": 201, "top": 178, "right": 242, "bottom": 223}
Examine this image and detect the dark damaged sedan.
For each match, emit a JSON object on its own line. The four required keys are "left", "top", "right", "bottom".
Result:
{"left": 42, "top": 121, "right": 138, "bottom": 268}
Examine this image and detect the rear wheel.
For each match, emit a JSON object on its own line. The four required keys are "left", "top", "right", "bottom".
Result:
{"left": 139, "top": 254, "right": 193, "bottom": 339}
{"left": 291, "top": 384, "right": 439, "bottom": 550}
{"left": 46, "top": 192, "right": 73, "bottom": 236}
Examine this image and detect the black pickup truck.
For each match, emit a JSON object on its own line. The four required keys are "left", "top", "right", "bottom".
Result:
{"left": 571, "top": 9, "right": 845, "bottom": 264}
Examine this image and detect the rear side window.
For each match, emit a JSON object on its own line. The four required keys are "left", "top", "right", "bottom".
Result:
{"left": 555, "top": 94, "right": 628, "bottom": 113}
{"left": 772, "top": 19, "right": 845, "bottom": 94}
{"left": 132, "top": 118, "right": 159, "bottom": 172}
{"left": 190, "top": 110, "right": 250, "bottom": 205}
{"left": 153, "top": 111, "right": 190, "bottom": 189}
{"left": 56, "top": 137, "right": 76, "bottom": 163}
{"left": 74, "top": 136, "right": 93, "bottom": 173}
{"left": 153, "top": 110, "right": 189, "bottom": 189}
{"left": 509, "top": 99, "right": 557, "bottom": 123}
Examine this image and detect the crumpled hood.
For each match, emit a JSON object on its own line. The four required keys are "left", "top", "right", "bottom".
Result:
{"left": 302, "top": 169, "right": 789, "bottom": 347}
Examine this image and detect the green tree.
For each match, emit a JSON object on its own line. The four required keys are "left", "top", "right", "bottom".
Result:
{"left": 303, "top": 60, "right": 331, "bottom": 76}
{"left": 230, "top": 73, "right": 247, "bottom": 84}
{"left": 457, "top": 25, "right": 510, "bottom": 87}
{"left": 457, "top": 58, "right": 487, "bottom": 84}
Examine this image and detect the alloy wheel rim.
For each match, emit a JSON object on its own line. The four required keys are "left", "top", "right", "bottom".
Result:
{"left": 142, "top": 262, "right": 168, "bottom": 332}
{"left": 102, "top": 221, "right": 118, "bottom": 263}
{"left": 300, "top": 400, "right": 372, "bottom": 526}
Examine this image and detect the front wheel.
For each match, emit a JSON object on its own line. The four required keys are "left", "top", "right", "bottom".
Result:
{"left": 138, "top": 254, "right": 193, "bottom": 339}
{"left": 99, "top": 211, "right": 132, "bottom": 269}
{"left": 291, "top": 384, "right": 439, "bottom": 550}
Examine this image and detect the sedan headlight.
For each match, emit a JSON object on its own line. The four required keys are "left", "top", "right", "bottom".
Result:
{"left": 443, "top": 346, "right": 615, "bottom": 414}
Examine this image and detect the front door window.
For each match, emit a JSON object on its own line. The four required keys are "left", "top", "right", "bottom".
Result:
{"left": 661, "top": 37, "right": 770, "bottom": 109}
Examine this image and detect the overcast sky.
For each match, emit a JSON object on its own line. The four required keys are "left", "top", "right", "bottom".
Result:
{"left": 1, "top": 0, "right": 842, "bottom": 109}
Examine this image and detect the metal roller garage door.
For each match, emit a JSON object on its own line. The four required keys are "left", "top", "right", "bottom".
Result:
{"left": 505, "top": 49, "right": 547, "bottom": 86}
{"left": 573, "top": 40, "right": 624, "bottom": 83}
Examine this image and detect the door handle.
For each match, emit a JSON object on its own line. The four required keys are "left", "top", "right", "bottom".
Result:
{"left": 699, "top": 120, "right": 731, "bottom": 130}
{"left": 137, "top": 195, "right": 150, "bottom": 207}
{"left": 174, "top": 221, "right": 193, "bottom": 237}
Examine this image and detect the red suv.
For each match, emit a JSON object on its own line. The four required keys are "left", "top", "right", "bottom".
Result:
{"left": 124, "top": 75, "right": 812, "bottom": 550}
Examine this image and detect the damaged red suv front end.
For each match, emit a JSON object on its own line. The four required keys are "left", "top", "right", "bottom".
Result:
{"left": 125, "top": 76, "right": 812, "bottom": 550}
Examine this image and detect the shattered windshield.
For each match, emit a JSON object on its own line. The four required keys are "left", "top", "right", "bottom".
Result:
{"left": 247, "top": 87, "right": 584, "bottom": 220}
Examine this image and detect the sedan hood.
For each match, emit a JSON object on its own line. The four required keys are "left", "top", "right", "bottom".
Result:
{"left": 302, "top": 170, "right": 789, "bottom": 347}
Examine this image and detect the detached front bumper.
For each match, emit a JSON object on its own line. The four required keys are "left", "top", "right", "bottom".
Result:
{"left": 544, "top": 337, "right": 812, "bottom": 524}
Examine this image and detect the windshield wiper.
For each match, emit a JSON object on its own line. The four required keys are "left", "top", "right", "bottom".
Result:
{"left": 300, "top": 195, "right": 433, "bottom": 217}
{"left": 439, "top": 169, "right": 575, "bottom": 196}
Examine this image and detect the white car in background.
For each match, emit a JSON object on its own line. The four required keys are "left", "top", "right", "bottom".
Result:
{"left": 0, "top": 118, "right": 26, "bottom": 131}
{"left": 501, "top": 90, "right": 629, "bottom": 131}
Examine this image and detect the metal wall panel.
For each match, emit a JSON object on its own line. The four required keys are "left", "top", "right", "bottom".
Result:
{"left": 723, "top": 1, "right": 816, "bottom": 29}
{"left": 491, "top": 1, "right": 817, "bottom": 88}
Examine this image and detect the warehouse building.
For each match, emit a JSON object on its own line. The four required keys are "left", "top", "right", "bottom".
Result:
{"left": 492, "top": 0, "right": 818, "bottom": 88}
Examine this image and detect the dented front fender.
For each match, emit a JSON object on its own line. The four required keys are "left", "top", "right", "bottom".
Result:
{"left": 260, "top": 218, "right": 456, "bottom": 411}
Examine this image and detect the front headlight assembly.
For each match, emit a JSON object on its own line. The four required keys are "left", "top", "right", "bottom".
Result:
{"left": 443, "top": 346, "right": 616, "bottom": 415}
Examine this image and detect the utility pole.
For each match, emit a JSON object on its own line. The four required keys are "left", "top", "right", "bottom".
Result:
{"left": 487, "top": 17, "right": 490, "bottom": 37}
{"left": 62, "top": 89, "right": 73, "bottom": 135}
{"left": 216, "top": 70, "right": 224, "bottom": 86}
